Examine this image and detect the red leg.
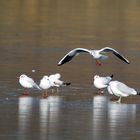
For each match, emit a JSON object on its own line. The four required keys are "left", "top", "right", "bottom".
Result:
{"left": 96, "top": 60, "right": 102, "bottom": 66}
{"left": 22, "top": 89, "right": 30, "bottom": 96}
{"left": 97, "top": 89, "right": 104, "bottom": 95}
{"left": 42, "top": 91, "right": 48, "bottom": 98}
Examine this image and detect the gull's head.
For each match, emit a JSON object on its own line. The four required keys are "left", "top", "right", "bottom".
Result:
{"left": 19, "top": 74, "right": 27, "bottom": 79}
{"left": 55, "top": 73, "right": 61, "bottom": 79}
{"left": 90, "top": 50, "right": 97, "bottom": 56}
{"left": 94, "top": 75, "right": 100, "bottom": 80}
{"left": 42, "top": 75, "right": 49, "bottom": 80}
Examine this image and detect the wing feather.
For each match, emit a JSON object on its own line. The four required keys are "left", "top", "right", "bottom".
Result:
{"left": 100, "top": 47, "right": 130, "bottom": 64}
{"left": 116, "top": 81, "right": 136, "bottom": 95}
{"left": 27, "top": 78, "right": 41, "bottom": 90}
{"left": 58, "top": 48, "right": 91, "bottom": 66}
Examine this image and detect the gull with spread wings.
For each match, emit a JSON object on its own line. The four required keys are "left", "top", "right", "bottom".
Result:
{"left": 58, "top": 47, "right": 130, "bottom": 66}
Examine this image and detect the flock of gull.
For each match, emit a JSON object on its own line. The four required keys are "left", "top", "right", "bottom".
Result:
{"left": 18, "top": 47, "right": 139, "bottom": 103}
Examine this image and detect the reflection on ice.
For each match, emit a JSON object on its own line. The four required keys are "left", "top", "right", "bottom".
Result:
{"left": 108, "top": 102, "right": 136, "bottom": 140}
{"left": 18, "top": 95, "right": 63, "bottom": 140}
{"left": 39, "top": 98, "right": 49, "bottom": 140}
{"left": 92, "top": 96, "right": 137, "bottom": 140}
{"left": 39, "top": 95, "right": 63, "bottom": 140}
{"left": 92, "top": 96, "right": 108, "bottom": 139}
{"left": 17, "top": 94, "right": 137, "bottom": 140}
{"left": 18, "top": 96, "right": 34, "bottom": 139}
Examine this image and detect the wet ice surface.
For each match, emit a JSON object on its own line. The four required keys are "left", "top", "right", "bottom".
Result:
{"left": 0, "top": 85, "right": 140, "bottom": 140}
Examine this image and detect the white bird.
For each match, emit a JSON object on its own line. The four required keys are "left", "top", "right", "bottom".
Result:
{"left": 93, "top": 74, "right": 113, "bottom": 93}
{"left": 18, "top": 74, "right": 41, "bottom": 95}
{"left": 39, "top": 75, "right": 51, "bottom": 97}
{"left": 49, "top": 73, "right": 71, "bottom": 88}
{"left": 58, "top": 47, "right": 130, "bottom": 66}
{"left": 39, "top": 73, "right": 71, "bottom": 95}
{"left": 107, "top": 80, "right": 139, "bottom": 103}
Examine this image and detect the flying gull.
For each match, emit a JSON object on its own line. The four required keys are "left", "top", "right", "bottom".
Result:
{"left": 58, "top": 47, "right": 130, "bottom": 66}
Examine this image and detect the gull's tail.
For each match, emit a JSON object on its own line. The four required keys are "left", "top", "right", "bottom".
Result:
{"left": 110, "top": 74, "right": 113, "bottom": 78}
{"left": 63, "top": 82, "right": 71, "bottom": 86}
{"left": 34, "top": 83, "right": 41, "bottom": 90}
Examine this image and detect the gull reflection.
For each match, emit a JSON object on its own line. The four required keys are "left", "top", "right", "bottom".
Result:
{"left": 39, "top": 98, "right": 49, "bottom": 140}
{"left": 39, "top": 95, "right": 63, "bottom": 140}
{"left": 92, "top": 95, "right": 108, "bottom": 139}
{"left": 108, "top": 102, "right": 136, "bottom": 140}
{"left": 18, "top": 96, "right": 33, "bottom": 139}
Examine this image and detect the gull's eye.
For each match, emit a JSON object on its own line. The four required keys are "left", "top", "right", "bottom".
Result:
{"left": 44, "top": 76, "right": 48, "bottom": 80}
{"left": 95, "top": 76, "right": 99, "bottom": 79}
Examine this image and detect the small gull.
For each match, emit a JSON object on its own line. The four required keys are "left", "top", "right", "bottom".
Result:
{"left": 49, "top": 73, "right": 71, "bottom": 89}
{"left": 58, "top": 47, "right": 130, "bottom": 66}
{"left": 39, "top": 75, "right": 51, "bottom": 98}
{"left": 18, "top": 74, "right": 41, "bottom": 95}
{"left": 107, "top": 80, "right": 140, "bottom": 103}
{"left": 93, "top": 74, "right": 113, "bottom": 94}
{"left": 39, "top": 73, "right": 71, "bottom": 95}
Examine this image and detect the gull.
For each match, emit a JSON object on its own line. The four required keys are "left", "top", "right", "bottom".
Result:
{"left": 93, "top": 74, "right": 113, "bottom": 94}
{"left": 18, "top": 74, "right": 41, "bottom": 95}
{"left": 58, "top": 47, "right": 130, "bottom": 66}
{"left": 49, "top": 73, "right": 71, "bottom": 92}
{"left": 39, "top": 75, "right": 51, "bottom": 98}
{"left": 107, "top": 80, "right": 140, "bottom": 103}
{"left": 39, "top": 73, "right": 71, "bottom": 95}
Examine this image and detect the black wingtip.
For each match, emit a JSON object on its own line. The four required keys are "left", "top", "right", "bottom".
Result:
{"left": 57, "top": 63, "right": 61, "bottom": 66}
{"left": 110, "top": 74, "right": 114, "bottom": 78}
{"left": 65, "top": 82, "right": 71, "bottom": 86}
{"left": 125, "top": 60, "right": 130, "bottom": 64}
{"left": 57, "top": 61, "right": 63, "bottom": 66}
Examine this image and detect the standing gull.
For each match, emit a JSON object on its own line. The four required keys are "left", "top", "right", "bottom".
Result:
{"left": 39, "top": 75, "right": 51, "bottom": 98}
{"left": 18, "top": 74, "right": 41, "bottom": 95}
{"left": 49, "top": 73, "right": 71, "bottom": 92}
{"left": 39, "top": 73, "right": 71, "bottom": 95}
{"left": 58, "top": 47, "right": 130, "bottom": 66}
{"left": 107, "top": 80, "right": 140, "bottom": 103}
{"left": 93, "top": 74, "right": 113, "bottom": 94}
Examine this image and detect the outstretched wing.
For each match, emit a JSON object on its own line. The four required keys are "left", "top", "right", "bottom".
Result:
{"left": 58, "top": 48, "right": 91, "bottom": 66}
{"left": 99, "top": 47, "right": 130, "bottom": 64}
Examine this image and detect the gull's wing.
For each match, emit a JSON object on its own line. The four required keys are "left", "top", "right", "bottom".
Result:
{"left": 99, "top": 47, "right": 130, "bottom": 64}
{"left": 54, "top": 79, "right": 63, "bottom": 86}
{"left": 116, "top": 81, "right": 137, "bottom": 95}
{"left": 101, "top": 76, "right": 112, "bottom": 85}
{"left": 107, "top": 86, "right": 114, "bottom": 95}
{"left": 27, "top": 77, "right": 41, "bottom": 90}
{"left": 58, "top": 48, "right": 91, "bottom": 66}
